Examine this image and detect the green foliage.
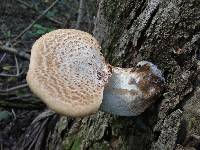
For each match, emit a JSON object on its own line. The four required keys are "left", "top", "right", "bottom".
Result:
{"left": 46, "top": 10, "right": 56, "bottom": 18}
{"left": 7, "top": 77, "right": 17, "bottom": 82}
{"left": 63, "top": 136, "right": 82, "bottom": 150}
{"left": 3, "top": 30, "right": 11, "bottom": 39}
{"left": 71, "top": 138, "right": 81, "bottom": 150}
{"left": 0, "top": 111, "right": 12, "bottom": 122}
{"left": 29, "top": 24, "right": 55, "bottom": 36}
{"left": 2, "top": 65, "right": 12, "bottom": 71}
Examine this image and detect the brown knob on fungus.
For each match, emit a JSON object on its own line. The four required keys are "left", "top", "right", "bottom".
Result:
{"left": 26, "top": 29, "right": 164, "bottom": 117}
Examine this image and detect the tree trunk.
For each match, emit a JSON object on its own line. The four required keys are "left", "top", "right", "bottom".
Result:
{"left": 17, "top": 0, "right": 200, "bottom": 149}
{"left": 92, "top": 0, "right": 199, "bottom": 149}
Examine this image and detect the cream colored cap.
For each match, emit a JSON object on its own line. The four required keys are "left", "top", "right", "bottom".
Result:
{"left": 26, "top": 29, "right": 111, "bottom": 117}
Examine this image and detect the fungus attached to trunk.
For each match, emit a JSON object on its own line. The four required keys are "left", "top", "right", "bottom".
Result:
{"left": 27, "top": 29, "right": 164, "bottom": 117}
{"left": 27, "top": 29, "right": 111, "bottom": 117}
{"left": 101, "top": 61, "right": 165, "bottom": 116}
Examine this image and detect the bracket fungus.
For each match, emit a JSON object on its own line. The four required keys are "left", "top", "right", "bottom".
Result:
{"left": 27, "top": 29, "right": 164, "bottom": 117}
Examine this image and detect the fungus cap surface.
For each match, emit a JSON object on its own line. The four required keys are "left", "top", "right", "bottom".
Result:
{"left": 27, "top": 29, "right": 111, "bottom": 117}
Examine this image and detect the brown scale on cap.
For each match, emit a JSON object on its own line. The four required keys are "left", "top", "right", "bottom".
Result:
{"left": 27, "top": 29, "right": 111, "bottom": 117}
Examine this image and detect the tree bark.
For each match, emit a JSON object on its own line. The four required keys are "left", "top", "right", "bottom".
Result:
{"left": 91, "top": 0, "right": 200, "bottom": 149}
{"left": 58, "top": 0, "right": 200, "bottom": 149}
{"left": 17, "top": 0, "right": 200, "bottom": 149}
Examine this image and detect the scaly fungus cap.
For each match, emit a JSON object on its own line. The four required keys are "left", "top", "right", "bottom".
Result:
{"left": 26, "top": 29, "right": 111, "bottom": 117}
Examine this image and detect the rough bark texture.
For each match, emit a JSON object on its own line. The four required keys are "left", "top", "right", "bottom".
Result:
{"left": 62, "top": 0, "right": 200, "bottom": 149}
{"left": 92, "top": 0, "right": 199, "bottom": 149}
{"left": 17, "top": 0, "right": 200, "bottom": 149}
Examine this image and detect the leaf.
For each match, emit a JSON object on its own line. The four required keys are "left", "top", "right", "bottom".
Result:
{"left": 33, "top": 24, "right": 44, "bottom": 30}
{"left": 7, "top": 77, "right": 17, "bottom": 82}
{"left": 35, "top": 29, "right": 46, "bottom": 35}
{"left": 3, "top": 65, "right": 12, "bottom": 71}
{"left": 32, "top": 24, "right": 55, "bottom": 36}
{"left": 71, "top": 138, "right": 81, "bottom": 150}
{"left": 0, "top": 111, "right": 12, "bottom": 122}
{"left": 46, "top": 11, "right": 56, "bottom": 17}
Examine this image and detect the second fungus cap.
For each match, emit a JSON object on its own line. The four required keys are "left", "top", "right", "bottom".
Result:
{"left": 26, "top": 29, "right": 111, "bottom": 117}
